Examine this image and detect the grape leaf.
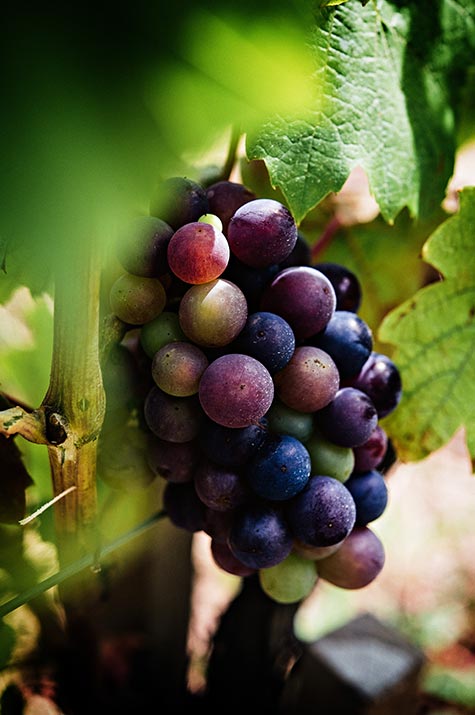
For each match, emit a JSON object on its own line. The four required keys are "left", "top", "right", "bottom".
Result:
{"left": 247, "top": 0, "right": 475, "bottom": 224}
{"left": 378, "top": 188, "right": 475, "bottom": 468}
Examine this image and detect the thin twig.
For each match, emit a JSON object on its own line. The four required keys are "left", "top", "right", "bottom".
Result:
{"left": 0, "top": 406, "right": 48, "bottom": 445}
{"left": 19, "top": 486, "right": 77, "bottom": 526}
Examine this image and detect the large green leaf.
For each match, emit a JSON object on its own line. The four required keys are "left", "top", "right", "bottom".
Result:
{"left": 248, "top": 0, "right": 475, "bottom": 224}
{"left": 378, "top": 188, "right": 475, "bottom": 467}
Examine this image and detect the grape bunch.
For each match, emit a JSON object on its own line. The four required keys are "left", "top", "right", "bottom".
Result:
{"left": 102, "top": 175, "right": 402, "bottom": 604}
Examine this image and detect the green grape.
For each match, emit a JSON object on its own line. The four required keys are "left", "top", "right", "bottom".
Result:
{"left": 305, "top": 429, "right": 355, "bottom": 483}
{"left": 266, "top": 398, "right": 314, "bottom": 441}
{"left": 198, "top": 213, "right": 223, "bottom": 232}
{"left": 258, "top": 551, "right": 318, "bottom": 604}
{"left": 109, "top": 273, "right": 166, "bottom": 325}
{"left": 140, "top": 311, "right": 187, "bottom": 358}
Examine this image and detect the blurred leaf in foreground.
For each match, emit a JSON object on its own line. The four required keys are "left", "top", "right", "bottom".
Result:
{"left": 379, "top": 188, "right": 475, "bottom": 467}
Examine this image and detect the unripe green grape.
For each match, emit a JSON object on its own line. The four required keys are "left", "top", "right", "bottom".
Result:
{"left": 266, "top": 398, "right": 314, "bottom": 441}
{"left": 305, "top": 430, "right": 355, "bottom": 483}
{"left": 110, "top": 273, "right": 166, "bottom": 325}
{"left": 198, "top": 213, "right": 223, "bottom": 232}
{"left": 258, "top": 551, "right": 318, "bottom": 604}
{"left": 140, "top": 311, "right": 187, "bottom": 359}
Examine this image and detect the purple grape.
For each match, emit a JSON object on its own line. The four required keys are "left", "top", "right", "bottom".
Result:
{"left": 311, "top": 310, "right": 373, "bottom": 379}
{"left": 211, "top": 539, "right": 256, "bottom": 577}
{"left": 231, "top": 311, "right": 296, "bottom": 374}
{"left": 194, "top": 459, "right": 249, "bottom": 512}
{"left": 203, "top": 508, "right": 234, "bottom": 543}
{"left": 228, "top": 502, "right": 293, "bottom": 569}
{"left": 167, "top": 221, "right": 230, "bottom": 284}
{"left": 344, "top": 470, "right": 388, "bottom": 526}
{"left": 286, "top": 475, "right": 356, "bottom": 548}
{"left": 163, "top": 481, "right": 207, "bottom": 532}
{"left": 149, "top": 176, "right": 209, "bottom": 230}
{"left": 117, "top": 215, "right": 174, "bottom": 278}
{"left": 316, "top": 526, "right": 385, "bottom": 589}
{"left": 178, "top": 278, "right": 248, "bottom": 347}
{"left": 143, "top": 386, "right": 204, "bottom": 442}
{"left": 314, "top": 262, "right": 362, "bottom": 312}
{"left": 205, "top": 180, "right": 256, "bottom": 233}
{"left": 198, "top": 354, "right": 274, "bottom": 428}
{"left": 260, "top": 266, "right": 336, "bottom": 339}
{"left": 274, "top": 346, "right": 340, "bottom": 413}
{"left": 146, "top": 437, "right": 200, "bottom": 483}
{"left": 353, "top": 425, "right": 388, "bottom": 473}
{"left": 200, "top": 418, "right": 268, "bottom": 468}
{"left": 315, "top": 387, "right": 378, "bottom": 448}
{"left": 227, "top": 198, "right": 298, "bottom": 268}
{"left": 247, "top": 434, "right": 311, "bottom": 501}
{"left": 346, "top": 352, "right": 402, "bottom": 418}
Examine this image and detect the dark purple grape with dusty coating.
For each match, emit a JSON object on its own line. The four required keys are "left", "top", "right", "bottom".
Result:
{"left": 247, "top": 434, "right": 311, "bottom": 501}
{"left": 149, "top": 176, "right": 209, "bottom": 230}
{"left": 312, "top": 310, "right": 373, "bottom": 379}
{"left": 200, "top": 418, "right": 268, "bottom": 468}
{"left": 147, "top": 437, "right": 200, "bottom": 483}
{"left": 228, "top": 502, "right": 293, "bottom": 569}
{"left": 347, "top": 352, "right": 402, "bottom": 418}
{"left": 274, "top": 346, "right": 339, "bottom": 413}
{"left": 279, "top": 231, "right": 311, "bottom": 269}
{"left": 143, "top": 386, "right": 203, "bottom": 443}
{"left": 194, "top": 459, "right": 249, "bottom": 512}
{"left": 345, "top": 470, "right": 388, "bottom": 526}
{"left": 353, "top": 425, "right": 388, "bottom": 473}
{"left": 286, "top": 475, "right": 356, "bottom": 548}
{"left": 260, "top": 266, "right": 336, "bottom": 339}
{"left": 231, "top": 311, "right": 295, "bottom": 375}
{"left": 315, "top": 388, "right": 378, "bottom": 448}
{"left": 227, "top": 198, "right": 298, "bottom": 268}
{"left": 316, "top": 526, "right": 385, "bottom": 589}
{"left": 223, "top": 256, "right": 279, "bottom": 311}
{"left": 203, "top": 508, "right": 234, "bottom": 543}
{"left": 206, "top": 180, "right": 256, "bottom": 233}
{"left": 117, "top": 215, "right": 174, "bottom": 278}
{"left": 163, "top": 481, "right": 206, "bottom": 532}
{"left": 199, "top": 354, "right": 274, "bottom": 428}
{"left": 314, "top": 262, "right": 362, "bottom": 312}
{"left": 211, "top": 539, "right": 256, "bottom": 577}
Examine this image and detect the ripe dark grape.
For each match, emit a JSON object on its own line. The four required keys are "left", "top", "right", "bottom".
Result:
{"left": 279, "top": 231, "right": 311, "bottom": 269}
{"left": 286, "top": 475, "right": 356, "bottom": 548}
{"left": 347, "top": 352, "right": 402, "bottom": 418}
{"left": 151, "top": 341, "right": 208, "bottom": 397}
{"left": 315, "top": 387, "right": 378, "bottom": 448}
{"left": 274, "top": 346, "right": 340, "bottom": 413}
{"left": 227, "top": 198, "right": 298, "bottom": 268}
{"left": 246, "top": 434, "right": 311, "bottom": 501}
{"left": 149, "top": 176, "right": 209, "bottom": 230}
{"left": 116, "top": 215, "right": 174, "bottom": 278}
{"left": 311, "top": 310, "right": 373, "bottom": 379}
{"left": 316, "top": 526, "right": 385, "bottom": 589}
{"left": 147, "top": 437, "right": 200, "bottom": 483}
{"left": 178, "top": 278, "right": 248, "bottom": 347}
{"left": 205, "top": 180, "right": 256, "bottom": 233}
{"left": 203, "top": 508, "right": 234, "bottom": 543}
{"left": 163, "top": 481, "right": 207, "bottom": 533}
{"left": 231, "top": 311, "right": 295, "bottom": 374}
{"left": 344, "top": 470, "right": 388, "bottom": 526}
{"left": 200, "top": 418, "right": 268, "bottom": 468}
{"left": 223, "top": 256, "right": 279, "bottom": 311}
{"left": 194, "top": 460, "right": 249, "bottom": 512}
{"left": 143, "top": 386, "right": 203, "bottom": 442}
{"left": 261, "top": 266, "right": 336, "bottom": 339}
{"left": 211, "top": 539, "right": 256, "bottom": 577}
{"left": 110, "top": 273, "right": 167, "bottom": 325}
{"left": 353, "top": 425, "right": 388, "bottom": 473}
{"left": 228, "top": 502, "right": 293, "bottom": 569}
{"left": 198, "top": 354, "right": 274, "bottom": 428}
{"left": 167, "top": 220, "right": 230, "bottom": 284}
{"left": 314, "top": 262, "right": 362, "bottom": 312}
